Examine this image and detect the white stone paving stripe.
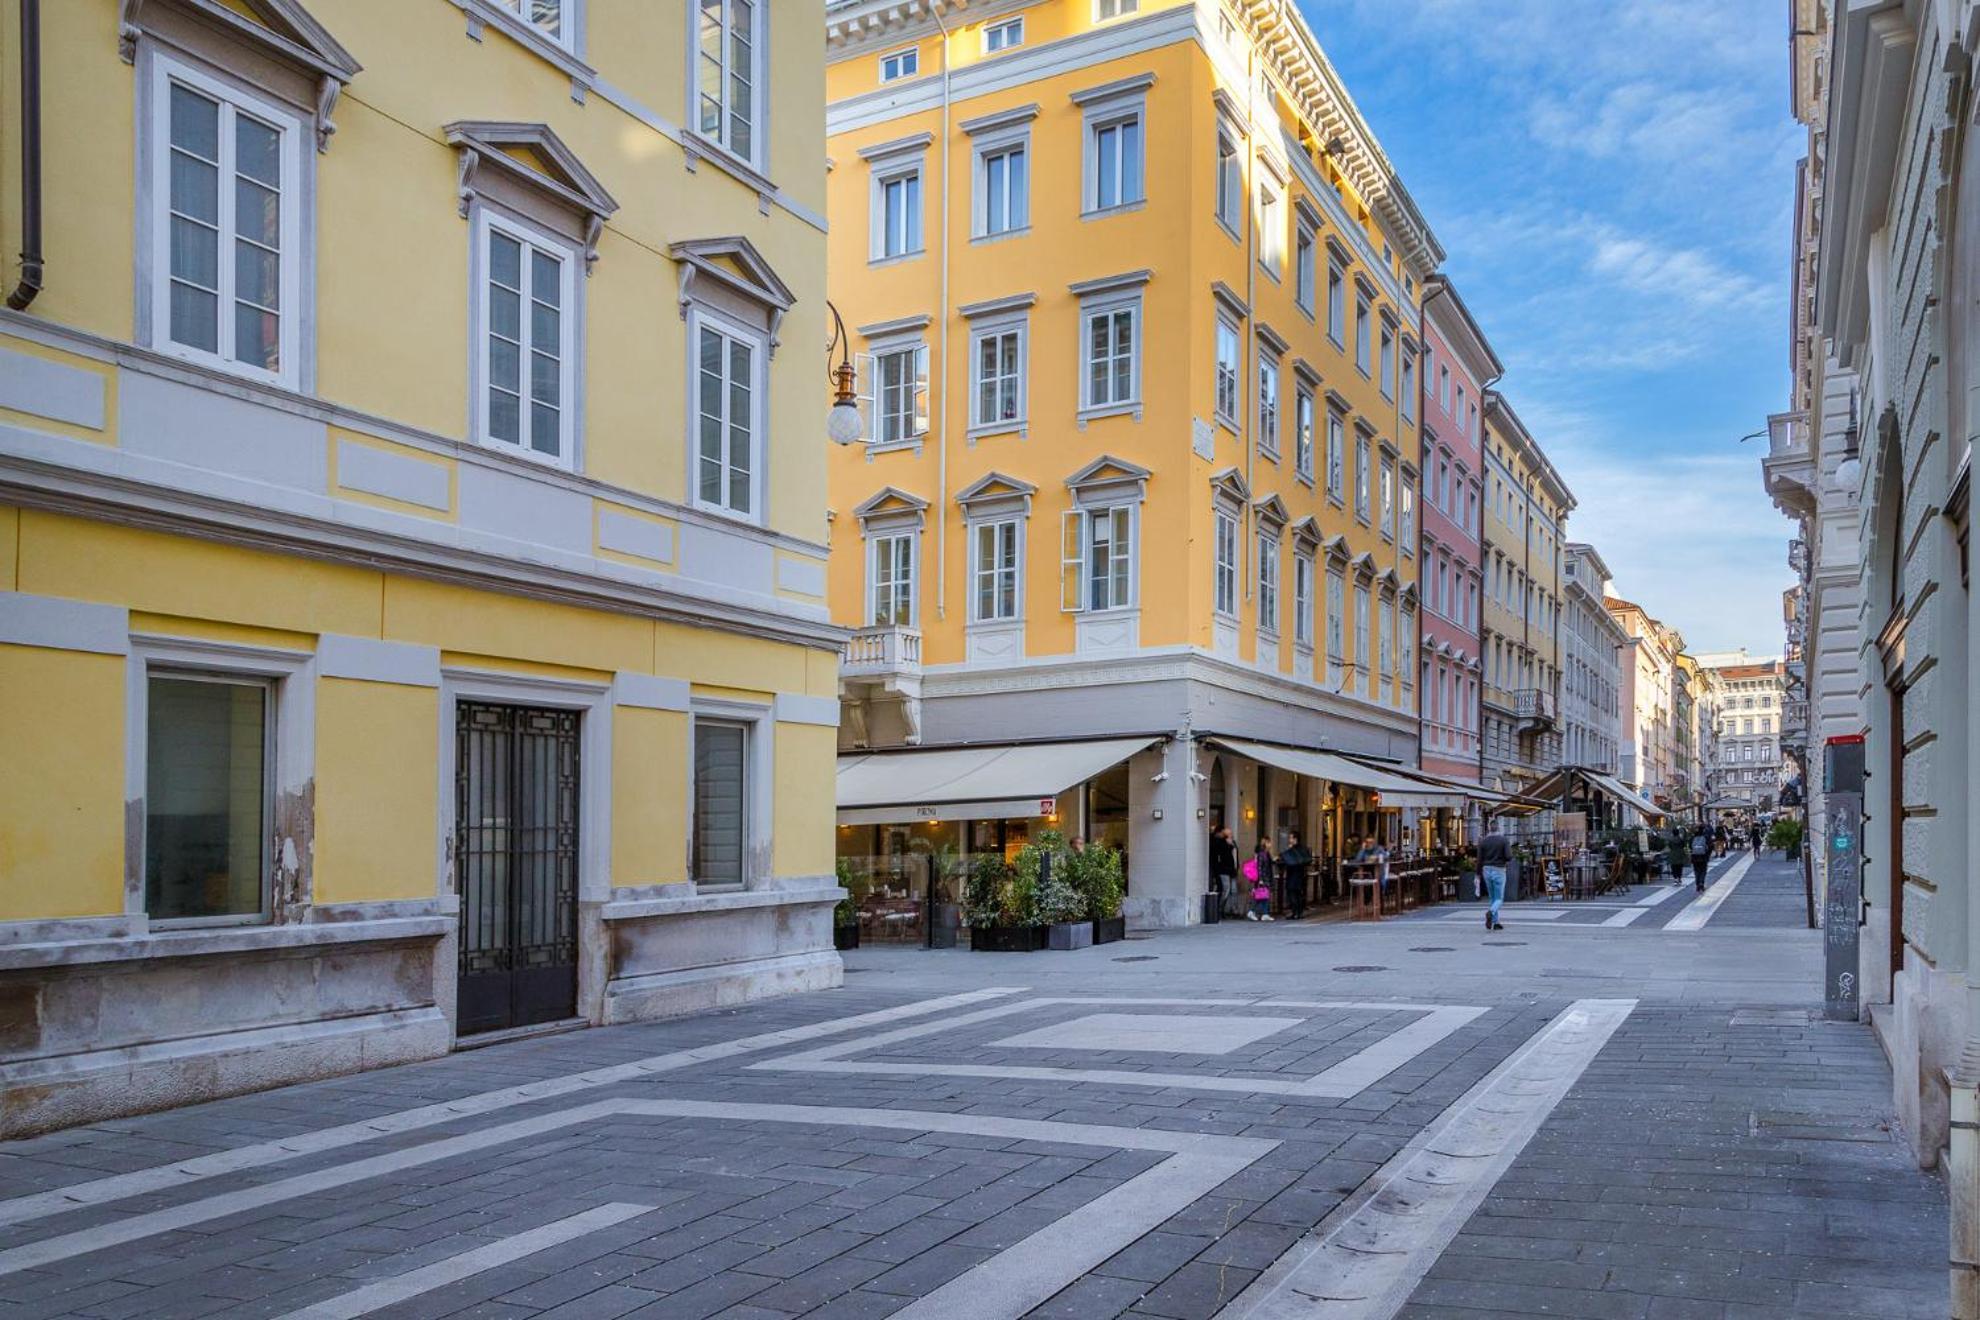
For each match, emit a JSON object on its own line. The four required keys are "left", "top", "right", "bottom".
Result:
{"left": 759, "top": 999, "right": 1486, "bottom": 1098}
{"left": 1666, "top": 852, "right": 1756, "bottom": 931}
{"left": 1635, "top": 881, "right": 1690, "bottom": 906}
{"left": 0, "top": 987, "right": 1024, "bottom": 1231}
{"left": 1600, "top": 907, "right": 1650, "bottom": 928}
{"left": 278, "top": 1202, "right": 654, "bottom": 1319}
{"left": 1219, "top": 997, "right": 1637, "bottom": 1320}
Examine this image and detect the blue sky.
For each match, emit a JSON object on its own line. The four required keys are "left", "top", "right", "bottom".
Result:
{"left": 1300, "top": 0, "right": 1802, "bottom": 656}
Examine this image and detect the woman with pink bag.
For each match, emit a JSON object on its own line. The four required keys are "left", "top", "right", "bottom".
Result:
{"left": 1243, "top": 840, "right": 1276, "bottom": 921}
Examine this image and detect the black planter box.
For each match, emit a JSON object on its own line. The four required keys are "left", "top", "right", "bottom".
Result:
{"left": 1091, "top": 916, "right": 1127, "bottom": 945}
{"left": 833, "top": 925, "right": 859, "bottom": 951}
{"left": 969, "top": 924, "right": 1047, "bottom": 952}
{"left": 1201, "top": 894, "right": 1223, "bottom": 925}
{"left": 1047, "top": 920, "right": 1093, "bottom": 951}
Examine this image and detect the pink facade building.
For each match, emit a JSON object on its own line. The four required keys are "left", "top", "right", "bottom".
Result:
{"left": 1417, "top": 277, "right": 1498, "bottom": 783}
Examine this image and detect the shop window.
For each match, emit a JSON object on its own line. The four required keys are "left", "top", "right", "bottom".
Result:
{"left": 145, "top": 675, "right": 271, "bottom": 921}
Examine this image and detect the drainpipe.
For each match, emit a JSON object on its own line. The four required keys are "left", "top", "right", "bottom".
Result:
{"left": 1241, "top": 31, "right": 1257, "bottom": 610}
{"left": 932, "top": 3, "right": 952, "bottom": 621}
{"left": 1475, "top": 370, "right": 1502, "bottom": 787}
{"left": 6, "top": 0, "right": 42, "bottom": 311}
{"left": 1417, "top": 281, "right": 1444, "bottom": 779}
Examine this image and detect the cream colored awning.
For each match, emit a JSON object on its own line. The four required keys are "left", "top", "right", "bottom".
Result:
{"left": 836, "top": 737, "right": 1160, "bottom": 825}
{"left": 1525, "top": 767, "right": 1668, "bottom": 822}
{"left": 1206, "top": 738, "right": 1468, "bottom": 809}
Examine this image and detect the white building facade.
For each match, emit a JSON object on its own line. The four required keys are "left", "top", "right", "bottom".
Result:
{"left": 1561, "top": 543, "right": 1625, "bottom": 773}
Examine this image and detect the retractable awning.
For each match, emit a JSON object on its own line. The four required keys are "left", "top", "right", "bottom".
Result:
{"left": 1525, "top": 767, "right": 1668, "bottom": 823}
{"left": 1343, "top": 760, "right": 1547, "bottom": 814}
{"left": 835, "top": 736, "right": 1161, "bottom": 825}
{"left": 1206, "top": 738, "right": 1468, "bottom": 809}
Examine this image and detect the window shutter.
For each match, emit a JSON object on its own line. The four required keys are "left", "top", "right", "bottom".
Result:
{"left": 912, "top": 345, "right": 930, "bottom": 437}
{"left": 854, "top": 351, "right": 876, "bottom": 441}
{"left": 1061, "top": 509, "right": 1086, "bottom": 612}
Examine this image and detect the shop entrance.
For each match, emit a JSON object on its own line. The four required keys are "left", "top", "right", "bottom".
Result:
{"left": 454, "top": 701, "right": 580, "bottom": 1036}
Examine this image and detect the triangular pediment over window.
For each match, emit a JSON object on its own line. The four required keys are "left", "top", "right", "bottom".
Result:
{"left": 1288, "top": 516, "right": 1321, "bottom": 551}
{"left": 956, "top": 472, "right": 1038, "bottom": 506}
{"left": 853, "top": 487, "right": 931, "bottom": 526}
{"left": 446, "top": 121, "right": 619, "bottom": 270}
{"left": 669, "top": 235, "right": 797, "bottom": 355}
{"left": 1067, "top": 455, "right": 1152, "bottom": 500}
{"left": 1206, "top": 466, "right": 1249, "bottom": 508}
{"left": 121, "top": 0, "right": 361, "bottom": 149}
{"left": 1252, "top": 494, "right": 1290, "bottom": 532}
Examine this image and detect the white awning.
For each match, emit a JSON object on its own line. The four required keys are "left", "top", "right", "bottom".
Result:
{"left": 1206, "top": 738, "right": 1468, "bottom": 809}
{"left": 1585, "top": 771, "right": 1667, "bottom": 822}
{"left": 836, "top": 737, "right": 1160, "bottom": 825}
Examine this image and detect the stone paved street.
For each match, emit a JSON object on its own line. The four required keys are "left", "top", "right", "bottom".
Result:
{"left": 0, "top": 855, "right": 1945, "bottom": 1319}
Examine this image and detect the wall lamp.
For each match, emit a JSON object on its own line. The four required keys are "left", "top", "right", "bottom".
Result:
{"left": 825, "top": 301, "right": 864, "bottom": 446}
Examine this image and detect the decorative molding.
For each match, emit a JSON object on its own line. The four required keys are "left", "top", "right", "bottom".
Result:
{"left": 0, "top": 593, "right": 130, "bottom": 656}
{"left": 857, "top": 130, "right": 935, "bottom": 161}
{"left": 613, "top": 672, "right": 691, "bottom": 711}
{"left": 1068, "top": 269, "right": 1152, "bottom": 299}
{"left": 1069, "top": 71, "right": 1156, "bottom": 106}
{"left": 856, "top": 313, "right": 932, "bottom": 339}
{"left": 958, "top": 292, "right": 1037, "bottom": 319}
{"left": 959, "top": 103, "right": 1040, "bottom": 135}
{"left": 445, "top": 121, "right": 619, "bottom": 269}
{"left": 317, "top": 634, "right": 441, "bottom": 687}
{"left": 668, "top": 235, "right": 797, "bottom": 353}
{"left": 774, "top": 693, "right": 841, "bottom": 727}
{"left": 1211, "top": 281, "right": 1250, "bottom": 320}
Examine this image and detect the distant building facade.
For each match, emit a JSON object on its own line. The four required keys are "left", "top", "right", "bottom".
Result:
{"left": 1561, "top": 543, "right": 1624, "bottom": 774}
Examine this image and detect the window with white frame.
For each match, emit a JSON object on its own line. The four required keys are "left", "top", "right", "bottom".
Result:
{"left": 693, "top": 0, "right": 762, "bottom": 166}
{"left": 868, "top": 531, "right": 916, "bottom": 626}
{"left": 1401, "top": 480, "right": 1414, "bottom": 551}
{"left": 865, "top": 343, "right": 928, "bottom": 446}
{"left": 1085, "top": 103, "right": 1145, "bottom": 213}
{"left": 983, "top": 16, "right": 1023, "bottom": 51}
{"left": 970, "top": 320, "right": 1025, "bottom": 429}
{"left": 1294, "top": 224, "right": 1316, "bottom": 313}
{"left": 1081, "top": 294, "right": 1139, "bottom": 412}
{"left": 1326, "top": 571, "right": 1345, "bottom": 680}
{"left": 1063, "top": 504, "right": 1136, "bottom": 611}
{"left": 151, "top": 62, "right": 302, "bottom": 385}
{"left": 1400, "top": 347, "right": 1416, "bottom": 420}
{"left": 1355, "top": 295, "right": 1371, "bottom": 373}
{"left": 692, "top": 715, "right": 750, "bottom": 886}
{"left": 1355, "top": 435, "right": 1370, "bottom": 520}
{"left": 1096, "top": 0, "right": 1139, "bottom": 17}
{"left": 494, "top": 0, "right": 575, "bottom": 44}
{"left": 693, "top": 314, "right": 763, "bottom": 518}
{"left": 1294, "top": 387, "right": 1314, "bottom": 482}
{"left": 1293, "top": 551, "right": 1314, "bottom": 647}
{"left": 1257, "top": 532, "right": 1279, "bottom": 634}
{"left": 1257, "top": 178, "right": 1284, "bottom": 274}
{"left": 1379, "top": 457, "right": 1394, "bottom": 537}
{"left": 1326, "top": 261, "right": 1345, "bottom": 344}
{"left": 1213, "top": 510, "right": 1239, "bottom": 617}
{"left": 1354, "top": 583, "right": 1370, "bottom": 695}
{"left": 1379, "top": 597, "right": 1393, "bottom": 683}
{"left": 879, "top": 46, "right": 919, "bottom": 82}
{"left": 1439, "top": 363, "right": 1451, "bottom": 412}
{"left": 144, "top": 672, "right": 273, "bottom": 921}
{"left": 1326, "top": 410, "right": 1345, "bottom": 499}
{"left": 478, "top": 213, "right": 575, "bottom": 464}
{"left": 1214, "top": 126, "right": 1242, "bottom": 233}
{"left": 873, "top": 163, "right": 924, "bottom": 260}
{"left": 1214, "top": 315, "right": 1241, "bottom": 427}
{"left": 976, "top": 136, "right": 1028, "bottom": 237}
{"left": 1256, "top": 353, "right": 1280, "bottom": 457}
{"left": 1379, "top": 320, "right": 1395, "bottom": 399}
{"left": 971, "top": 518, "right": 1021, "bottom": 622}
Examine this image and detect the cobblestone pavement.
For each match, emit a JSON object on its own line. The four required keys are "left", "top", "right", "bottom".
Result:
{"left": 0, "top": 856, "right": 1944, "bottom": 1319}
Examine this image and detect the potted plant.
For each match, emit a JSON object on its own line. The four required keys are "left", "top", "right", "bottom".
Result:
{"left": 1026, "top": 834, "right": 1090, "bottom": 950}
{"left": 965, "top": 854, "right": 1043, "bottom": 951}
{"left": 929, "top": 840, "right": 964, "bottom": 949}
{"left": 1767, "top": 816, "right": 1803, "bottom": 860}
{"left": 832, "top": 857, "right": 861, "bottom": 951}
{"left": 1077, "top": 844, "right": 1127, "bottom": 944}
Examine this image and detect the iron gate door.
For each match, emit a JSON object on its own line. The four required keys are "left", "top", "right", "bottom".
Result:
{"left": 455, "top": 702, "right": 580, "bottom": 1035}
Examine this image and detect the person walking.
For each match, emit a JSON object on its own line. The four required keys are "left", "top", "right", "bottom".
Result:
{"left": 1689, "top": 824, "right": 1712, "bottom": 892}
{"left": 1749, "top": 821, "right": 1764, "bottom": 853}
{"left": 1244, "top": 839, "right": 1275, "bottom": 921}
{"left": 1477, "top": 819, "right": 1510, "bottom": 931}
{"left": 1279, "top": 830, "right": 1312, "bottom": 920}
{"left": 1665, "top": 829, "right": 1688, "bottom": 885}
{"left": 1208, "top": 823, "right": 1238, "bottom": 919}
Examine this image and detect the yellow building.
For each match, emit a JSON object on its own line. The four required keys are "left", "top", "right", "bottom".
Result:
{"left": 823, "top": 0, "right": 1478, "bottom": 928}
{"left": 0, "top": 0, "right": 840, "bottom": 1136}
{"left": 1479, "top": 392, "right": 1575, "bottom": 813}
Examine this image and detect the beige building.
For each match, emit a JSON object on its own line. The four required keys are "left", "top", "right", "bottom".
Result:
{"left": 1605, "top": 596, "right": 1682, "bottom": 809}
{"left": 1697, "top": 651, "right": 1786, "bottom": 811}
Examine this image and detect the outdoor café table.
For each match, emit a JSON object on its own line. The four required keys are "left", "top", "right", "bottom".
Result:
{"left": 1344, "top": 859, "right": 1383, "bottom": 920}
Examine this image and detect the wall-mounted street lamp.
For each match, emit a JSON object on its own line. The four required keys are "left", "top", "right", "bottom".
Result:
{"left": 825, "top": 301, "right": 864, "bottom": 446}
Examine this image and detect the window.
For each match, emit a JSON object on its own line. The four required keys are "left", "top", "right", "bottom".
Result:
{"left": 494, "top": 0, "right": 574, "bottom": 43}
{"left": 977, "top": 140, "right": 1028, "bottom": 237}
{"left": 1355, "top": 436, "right": 1370, "bottom": 520}
{"left": 868, "top": 531, "right": 915, "bottom": 626}
{"left": 972, "top": 519, "right": 1020, "bottom": 621}
{"left": 1257, "top": 533, "right": 1279, "bottom": 634}
{"left": 478, "top": 215, "right": 575, "bottom": 464}
{"left": 870, "top": 344, "right": 928, "bottom": 445}
{"left": 971, "top": 323, "right": 1025, "bottom": 428}
{"left": 1214, "top": 316, "right": 1241, "bottom": 427}
{"left": 152, "top": 63, "right": 301, "bottom": 384}
{"left": 1355, "top": 296, "right": 1371, "bottom": 373}
{"left": 1379, "top": 459, "right": 1395, "bottom": 537}
{"left": 1295, "top": 225, "right": 1316, "bottom": 313}
{"left": 1379, "top": 599, "right": 1393, "bottom": 682}
{"left": 1096, "top": 0, "right": 1139, "bottom": 17}
{"left": 1326, "top": 262, "right": 1345, "bottom": 344}
{"left": 875, "top": 166, "right": 924, "bottom": 259}
{"left": 1379, "top": 322, "right": 1395, "bottom": 399}
{"left": 1326, "top": 572, "right": 1345, "bottom": 680}
{"left": 1064, "top": 505, "right": 1136, "bottom": 611}
{"left": 1400, "top": 348, "right": 1416, "bottom": 421}
{"left": 145, "top": 674, "right": 270, "bottom": 921}
{"left": 1401, "top": 481, "right": 1415, "bottom": 551}
{"left": 1354, "top": 584, "right": 1370, "bottom": 696}
{"left": 1326, "top": 411, "right": 1345, "bottom": 498}
{"left": 1087, "top": 108, "right": 1145, "bottom": 213}
{"left": 692, "top": 717, "right": 749, "bottom": 886}
{"left": 1294, "top": 388, "right": 1315, "bottom": 481}
{"left": 1258, "top": 180, "right": 1283, "bottom": 274}
{"left": 694, "top": 0, "right": 761, "bottom": 165}
{"left": 984, "top": 17, "right": 1024, "bottom": 51}
{"left": 879, "top": 46, "right": 919, "bottom": 81}
{"left": 1215, "top": 128, "right": 1242, "bottom": 233}
{"left": 1213, "top": 510, "right": 1239, "bottom": 617}
{"left": 1294, "top": 552, "right": 1314, "bottom": 647}
{"left": 693, "top": 316, "right": 762, "bottom": 518}
{"left": 1439, "top": 364, "right": 1451, "bottom": 412}
{"left": 1256, "top": 354, "right": 1280, "bottom": 457}
{"left": 1082, "top": 298, "right": 1139, "bottom": 411}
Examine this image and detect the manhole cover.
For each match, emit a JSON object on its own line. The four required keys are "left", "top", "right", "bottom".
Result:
{"left": 1113, "top": 955, "right": 1158, "bottom": 963}
{"left": 1331, "top": 965, "right": 1387, "bottom": 973}
{"left": 1409, "top": 946, "right": 1455, "bottom": 953}
{"left": 1483, "top": 941, "right": 1527, "bottom": 947}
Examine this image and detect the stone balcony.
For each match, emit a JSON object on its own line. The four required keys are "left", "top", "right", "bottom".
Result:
{"left": 1514, "top": 688, "right": 1557, "bottom": 729}
{"left": 839, "top": 625, "right": 923, "bottom": 748}
{"left": 1763, "top": 410, "right": 1817, "bottom": 519}
{"left": 841, "top": 625, "right": 922, "bottom": 681}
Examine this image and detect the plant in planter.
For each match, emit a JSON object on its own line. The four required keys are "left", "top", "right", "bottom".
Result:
{"left": 1073, "top": 844, "right": 1127, "bottom": 943}
{"left": 928, "top": 841, "right": 965, "bottom": 948}
{"left": 832, "top": 857, "right": 863, "bottom": 950}
{"left": 1767, "top": 816, "right": 1803, "bottom": 859}
{"left": 1027, "top": 835, "right": 1090, "bottom": 950}
{"left": 965, "top": 854, "right": 1042, "bottom": 951}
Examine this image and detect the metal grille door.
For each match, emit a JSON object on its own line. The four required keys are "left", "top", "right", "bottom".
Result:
{"left": 455, "top": 702, "right": 580, "bottom": 1035}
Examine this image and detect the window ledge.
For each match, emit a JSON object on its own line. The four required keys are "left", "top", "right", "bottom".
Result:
{"left": 968, "top": 421, "right": 1027, "bottom": 442}
{"left": 0, "top": 915, "right": 453, "bottom": 972}
{"left": 1216, "top": 217, "right": 1243, "bottom": 244}
{"left": 1295, "top": 472, "right": 1314, "bottom": 488}
{"left": 1215, "top": 414, "right": 1240, "bottom": 435}
{"left": 972, "top": 226, "right": 1031, "bottom": 245}
{"left": 1078, "top": 401, "right": 1142, "bottom": 426}
{"left": 450, "top": 0, "right": 596, "bottom": 98}
{"left": 1081, "top": 200, "right": 1146, "bottom": 221}
{"left": 868, "top": 249, "right": 927, "bottom": 270}
{"left": 681, "top": 129, "right": 779, "bottom": 198}
{"left": 1258, "top": 447, "right": 1280, "bottom": 464}
{"left": 599, "top": 883, "right": 839, "bottom": 921}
